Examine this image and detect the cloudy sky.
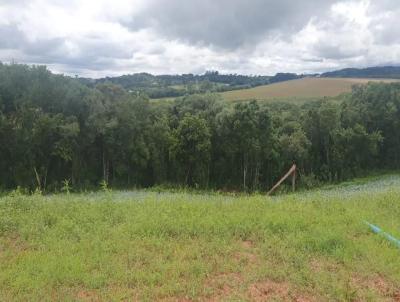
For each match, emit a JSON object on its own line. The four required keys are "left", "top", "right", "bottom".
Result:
{"left": 0, "top": 0, "right": 399, "bottom": 77}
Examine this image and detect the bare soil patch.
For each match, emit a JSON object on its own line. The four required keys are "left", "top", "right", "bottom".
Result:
{"left": 76, "top": 290, "right": 101, "bottom": 302}
{"left": 203, "top": 272, "right": 243, "bottom": 301}
{"left": 351, "top": 274, "right": 400, "bottom": 301}
{"left": 248, "top": 280, "right": 316, "bottom": 302}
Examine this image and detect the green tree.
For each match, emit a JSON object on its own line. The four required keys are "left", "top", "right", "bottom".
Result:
{"left": 170, "top": 113, "right": 211, "bottom": 187}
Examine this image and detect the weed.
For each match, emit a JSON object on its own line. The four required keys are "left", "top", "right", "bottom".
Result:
{"left": 0, "top": 175, "right": 399, "bottom": 300}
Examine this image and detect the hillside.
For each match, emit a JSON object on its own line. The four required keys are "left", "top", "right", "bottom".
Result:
{"left": 80, "top": 72, "right": 306, "bottom": 99}
{"left": 220, "top": 77, "right": 400, "bottom": 101}
{"left": 80, "top": 71, "right": 272, "bottom": 99}
{"left": 1, "top": 175, "right": 400, "bottom": 300}
{"left": 321, "top": 66, "right": 400, "bottom": 79}
{"left": 79, "top": 66, "right": 400, "bottom": 100}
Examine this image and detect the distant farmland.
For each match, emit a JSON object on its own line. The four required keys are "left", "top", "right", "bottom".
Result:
{"left": 221, "top": 77, "right": 400, "bottom": 101}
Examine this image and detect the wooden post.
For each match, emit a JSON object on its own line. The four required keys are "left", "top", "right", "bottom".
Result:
{"left": 267, "top": 164, "right": 296, "bottom": 195}
{"left": 292, "top": 165, "right": 296, "bottom": 192}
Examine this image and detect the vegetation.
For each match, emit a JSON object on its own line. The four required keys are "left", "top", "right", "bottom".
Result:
{"left": 80, "top": 66, "right": 400, "bottom": 100}
{"left": 321, "top": 66, "right": 400, "bottom": 79}
{"left": 220, "top": 77, "right": 400, "bottom": 101}
{"left": 1, "top": 63, "right": 400, "bottom": 301}
{"left": 81, "top": 71, "right": 271, "bottom": 99}
{"left": 1, "top": 63, "right": 400, "bottom": 192}
{"left": 1, "top": 175, "right": 400, "bottom": 301}
{"left": 83, "top": 66, "right": 400, "bottom": 100}
{"left": 80, "top": 71, "right": 304, "bottom": 99}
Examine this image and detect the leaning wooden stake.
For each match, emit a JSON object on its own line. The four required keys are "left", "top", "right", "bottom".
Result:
{"left": 292, "top": 166, "right": 296, "bottom": 192}
{"left": 267, "top": 164, "right": 296, "bottom": 195}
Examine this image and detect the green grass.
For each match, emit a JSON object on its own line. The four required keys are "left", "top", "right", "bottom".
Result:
{"left": 1, "top": 177, "right": 400, "bottom": 301}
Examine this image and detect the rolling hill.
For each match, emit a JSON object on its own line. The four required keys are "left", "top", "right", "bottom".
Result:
{"left": 321, "top": 66, "right": 400, "bottom": 78}
{"left": 80, "top": 65, "right": 400, "bottom": 101}
{"left": 220, "top": 77, "right": 400, "bottom": 101}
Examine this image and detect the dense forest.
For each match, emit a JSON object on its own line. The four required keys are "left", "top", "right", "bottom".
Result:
{"left": 0, "top": 63, "right": 399, "bottom": 192}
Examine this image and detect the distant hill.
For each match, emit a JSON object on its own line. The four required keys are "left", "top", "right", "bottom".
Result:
{"left": 80, "top": 71, "right": 271, "bottom": 98}
{"left": 321, "top": 66, "right": 400, "bottom": 79}
{"left": 78, "top": 66, "right": 400, "bottom": 100}
{"left": 79, "top": 71, "right": 305, "bottom": 99}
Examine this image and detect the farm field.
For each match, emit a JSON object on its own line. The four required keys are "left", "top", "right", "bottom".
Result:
{"left": 221, "top": 77, "right": 400, "bottom": 101}
{"left": 1, "top": 175, "right": 400, "bottom": 301}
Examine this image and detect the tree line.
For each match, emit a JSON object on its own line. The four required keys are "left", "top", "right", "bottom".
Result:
{"left": 321, "top": 66, "right": 400, "bottom": 79}
{"left": 0, "top": 63, "right": 399, "bottom": 192}
{"left": 81, "top": 71, "right": 302, "bottom": 99}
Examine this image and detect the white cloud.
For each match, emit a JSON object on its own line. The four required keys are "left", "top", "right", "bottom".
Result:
{"left": 0, "top": 0, "right": 399, "bottom": 77}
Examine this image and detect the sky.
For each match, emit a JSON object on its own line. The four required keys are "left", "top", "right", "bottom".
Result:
{"left": 0, "top": 0, "right": 399, "bottom": 78}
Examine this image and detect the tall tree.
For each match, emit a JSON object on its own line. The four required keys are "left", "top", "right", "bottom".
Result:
{"left": 170, "top": 113, "right": 211, "bottom": 187}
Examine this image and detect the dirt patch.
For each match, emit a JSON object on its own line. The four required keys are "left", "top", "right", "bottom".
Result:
{"left": 203, "top": 272, "right": 243, "bottom": 301}
{"left": 200, "top": 240, "right": 260, "bottom": 301}
{"left": 0, "top": 234, "right": 29, "bottom": 259}
{"left": 248, "top": 280, "right": 289, "bottom": 301}
{"left": 233, "top": 240, "right": 259, "bottom": 266}
{"left": 309, "top": 258, "right": 338, "bottom": 273}
{"left": 248, "top": 280, "right": 316, "bottom": 302}
{"left": 74, "top": 286, "right": 139, "bottom": 302}
{"left": 351, "top": 274, "right": 400, "bottom": 300}
{"left": 160, "top": 297, "right": 192, "bottom": 302}
{"left": 76, "top": 290, "right": 101, "bottom": 302}
{"left": 234, "top": 251, "right": 258, "bottom": 265}
{"left": 242, "top": 240, "right": 254, "bottom": 249}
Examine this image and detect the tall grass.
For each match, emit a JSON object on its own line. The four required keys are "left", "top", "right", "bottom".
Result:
{"left": 0, "top": 178, "right": 399, "bottom": 301}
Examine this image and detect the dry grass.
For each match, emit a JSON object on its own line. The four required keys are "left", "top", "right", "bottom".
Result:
{"left": 221, "top": 77, "right": 400, "bottom": 101}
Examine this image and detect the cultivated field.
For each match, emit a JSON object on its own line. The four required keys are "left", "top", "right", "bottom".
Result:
{"left": 1, "top": 176, "right": 400, "bottom": 301}
{"left": 221, "top": 77, "right": 400, "bottom": 101}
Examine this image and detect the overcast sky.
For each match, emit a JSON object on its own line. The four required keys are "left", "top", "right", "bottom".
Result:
{"left": 0, "top": 0, "right": 399, "bottom": 77}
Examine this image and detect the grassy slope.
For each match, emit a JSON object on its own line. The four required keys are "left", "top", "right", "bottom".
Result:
{"left": 220, "top": 77, "right": 400, "bottom": 101}
{"left": 1, "top": 177, "right": 400, "bottom": 301}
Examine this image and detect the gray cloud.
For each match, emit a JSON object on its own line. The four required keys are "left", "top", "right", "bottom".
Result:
{"left": 0, "top": 20, "right": 134, "bottom": 74}
{"left": 313, "top": 44, "right": 368, "bottom": 60}
{"left": 0, "top": 0, "right": 400, "bottom": 77}
{"left": 127, "top": 0, "right": 337, "bottom": 49}
{"left": 0, "top": 25, "right": 26, "bottom": 49}
{"left": 0, "top": 24, "right": 66, "bottom": 59}
{"left": 371, "top": 11, "right": 400, "bottom": 45}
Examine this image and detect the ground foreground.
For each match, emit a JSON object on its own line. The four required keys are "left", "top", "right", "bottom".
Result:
{"left": 1, "top": 176, "right": 400, "bottom": 301}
